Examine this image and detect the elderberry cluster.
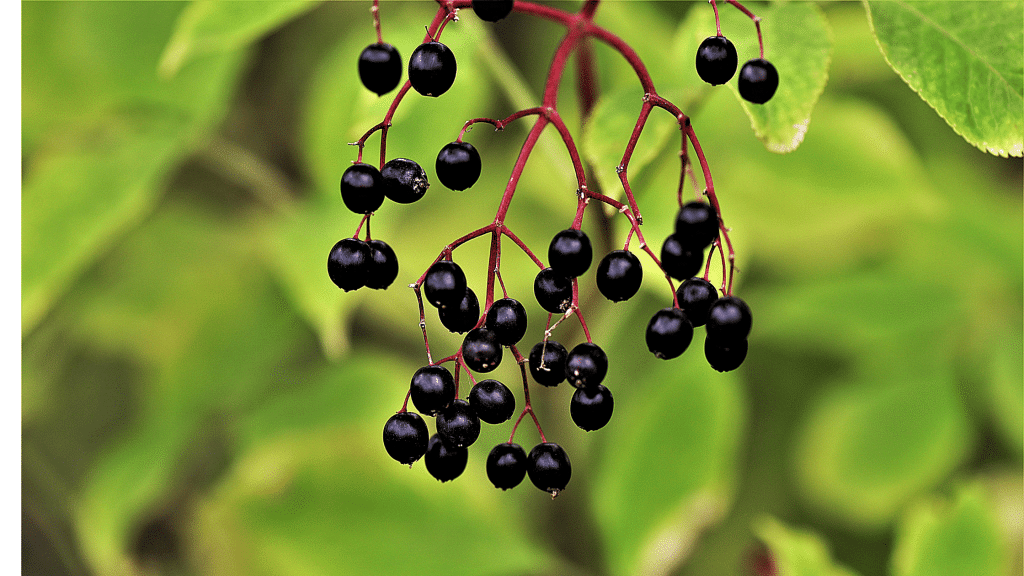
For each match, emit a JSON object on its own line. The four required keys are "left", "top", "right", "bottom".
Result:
{"left": 696, "top": 27, "right": 778, "bottom": 104}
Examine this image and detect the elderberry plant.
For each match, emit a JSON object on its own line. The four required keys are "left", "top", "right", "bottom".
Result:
{"left": 330, "top": 0, "right": 779, "bottom": 497}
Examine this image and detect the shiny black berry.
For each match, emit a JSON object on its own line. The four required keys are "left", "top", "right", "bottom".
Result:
{"left": 327, "top": 238, "right": 371, "bottom": 292}
{"left": 527, "top": 442, "right": 571, "bottom": 496}
{"left": 676, "top": 277, "right": 719, "bottom": 327}
{"left": 469, "top": 379, "right": 515, "bottom": 424}
{"left": 706, "top": 296, "right": 753, "bottom": 341}
{"left": 409, "top": 365, "right": 456, "bottom": 416}
{"left": 436, "top": 399, "right": 480, "bottom": 448}
{"left": 425, "top": 434, "right": 468, "bottom": 482}
{"left": 358, "top": 42, "right": 402, "bottom": 96}
{"left": 695, "top": 35, "right": 737, "bottom": 85}
{"left": 548, "top": 228, "right": 592, "bottom": 278}
{"left": 381, "top": 158, "right": 429, "bottom": 204}
{"left": 461, "top": 327, "right": 503, "bottom": 373}
{"left": 340, "top": 163, "right": 385, "bottom": 214}
{"left": 645, "top": 307, "right": 694, "bottom": 360}
{"left": 565, "top": 342, "right": 608, "bottom": 389}
{"left": 534, "top": 267, "right": 572, "bottom": 313}
{"left": 528, "top": 340, "right": 567, "bottom": 387}
{"left": 705, "top": 334, "right": 748, "bottom": 372}
{"left": 675, "top": 201, "right": 719, "bottom": 249}
{"left": 382, "top": 411, "right": 429, "bottom": 465}
{"left": 596, "top": 250, "right": 643, "bottom": 302}
{"left": 435, "top": 141, "right": 481, "bottom": 191}
{"left": 484, "top": 298, "right": 528, "bottom": 346}
{"left": 472, "top": 0, "right": 514, "bottom": 22}
{"left": 738, "top": 58, "right": 779, "bottom": 104}
{"left": 660, "top": 235, "right": 704, "bottom": 281}
{"left": 438, "top": 287, "right": 480, "bottom": 333}
{"left": 570, "top": 384, "right": 614, "bottom": 431}
{"left": 423, "top": 260, "right": 467, "bottom": 309}
{"left": 486, "top": 443, "right": 527, "bottom": 490}
{"left": 409, "top": 41, "right": 457, "bottom": 97}
{"left": 365, "top": 239, "right": 399, "bottom": 290}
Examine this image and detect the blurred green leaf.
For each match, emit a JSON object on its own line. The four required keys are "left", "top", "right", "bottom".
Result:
{"left": 159, "top": 0, "right": 320, "bottom": 78}
{"left": 753, "top": 516, "right": 861, "bottom": 576}
{"left": 983, "top": 328, "right": 1024, "bottom": 457}
{"left": 865, "top": 1, "right": 1024, "bottom": 157}
{"left": 891, "top": 483, "right": 1010, "bottom": 576}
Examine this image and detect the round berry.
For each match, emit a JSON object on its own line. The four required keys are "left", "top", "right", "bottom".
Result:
{"left": 409, "top": 364, "right": 456, "bottom": 416}
{"left": 528, "top": 340, "right": 568, "bottom": 387}
{"left": 705, "top": 334, "right": 748, "bottom": 372}
{"left": 435, "top": 141, "right": 481, "bottom": 191}
{"left": 461, "top": 327, "right": 503, "bottom": 373}
{"left": 706, "top": 296, "right": 753, "bottom": 341}
{"left": 486, "top": 442, "right": 527, "bottom": 490}
{"left": 570, "top": 384, "right": 614, "bottom": 431}
{"left": 438, "top": 286, "right": 480, "bottom": 333}
{"left": 484, "top": 298, "right": 528, "bottom": 346}
{"left": 358, "top": 42, "right": 402, "bottom": 96}
{"left": 738, "top": 58, "right": 779, "bottom": 104}
{"left": 424, "top": 433, "right": 468, "bottom": 482}
{"left": 436, "top": 399, "right": 480, "bottom": 448}
{"left": 408, "top": 41, "right": 457, "bottom": 97}
{"left": 695, "top": 35, "right": 738, "bottom": 85}
{"left": 527, "top": 443, "right": 571, "bottom": 496}
{"left": 548, "top": 228, "right": 592, "bottom": 278}
{"left": 565, "top": 342, "right": 608, "bottom": 388}
{"left": 645, "top": 307, "right": 694, "bottom": 360}
{"left": 468, "top": 379, "right": 516, "bottom": 424}
{"left": 472, "top": 0, "right": 514, "bottom": 22}
{"left": 365, "top": 239, "right": 399, "bottom": 290}
{"left": 381, "top": 158, "right": 429, "bottom": 204}
{"left": 660, "top": 235, "right": 704, "bottom": 281}
{"left": 423, "top": 260, "right": 467, "bottom": 309}
{"left": 340, "top": 163, "right": 385, "bottom": 215}
{"left": 676, "top": 278, "right": 719, "bottom": 327}
{"left": 675, "top": 201, "right": 719, "bottom": 250}
{"left": 382, "top": 411, "right": 429, "bottom": 465}
{"left": 327, "top": 238, "right": 371, "bottom": 292}
{"left": 596, "top": 250, "right": 643, "bottom": 302}
{"left": 534, "top": 267, "right": 572, "bottom": 313}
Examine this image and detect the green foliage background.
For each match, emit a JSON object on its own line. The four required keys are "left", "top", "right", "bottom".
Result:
{"left": 22, "top": 2, "right": 1022, "bottom": 576}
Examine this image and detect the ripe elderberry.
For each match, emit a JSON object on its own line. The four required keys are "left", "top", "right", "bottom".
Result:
{"left": 328, "top": 238, "right": 371, "bottom": 292}
{"left": 472, "top": 0, "right": 514, "bottom": 22}
{"left": 528, "top": 340, "right": 568, "bottom": 387}
{"left": 425, "top": 434, "right": 468, "bottom": 482}
{"left": 527, "top": 442, "right": 571, "bottom": 496}
{"left": 565, "top": 342, "right": 608, "bottom": 388}
{"left": 661, "top": 235, "right": 704, "bottom": 281}
{"left": 695, "top": 36, "right": 737, "bottom": 85}
{"left": 358, "top": 42, "right": 402, "bottom": 96}
{"left": 410, "top": 364, "right": 456, "bottom": 416}
{"left": 677, "top": 277, "right": 719, "bottom": 327}
{"left": 706, "top": 296, "right": 753, "bottom": 341}
{"left": 340, "top": 163, "right": 385, "bottom": 215}
{"left": 408, "top": 41, "right": 457, "bottom": 97}
{"left": 675, "top": 201, "right": 719, "bottom": 249}
{"left": 365, "top": 239, "right": 399, "bottom": 290}
{"left": 738, "top": 58, "right": 779, "bottom": 104}
{"left": 468, "top": 379, "right": 516, "bottom": 424}
{"left": 438, "top": 287, "right": 480, "bottom": 333}
{"left": 461, "top": 327, "right": 503, "bottom": 373}
{"left": 548, "top": 228, "right": 592, "bottom": 278}
{"left": 534, "top": 267, "right": 572, "bottom": 313}
{"left": 484, "top": 297, "right": 528, "bottom": 346}
{"left": 381, "top": 158, "right": 429, "bottom": 204}
{"left": 596, "top": 250, "right": 643, "bottom": 302}
{"left": 486, "top": 442, "right": 527, "bottom": 490}
{"left": 705, "top": 335, "right": 749, "bottom": 372}
{"left": 645, "top": 307, "right": 694, "bottom": 359}
{"left": 435, "top": 141, "right": 482, "bottom": 191}
{"left": 382, "top": 412, "right": 429, "bottom": 465}
{"left": 570, "top": 384, "right": 614, "bottom": 431}
{"left": 423, "top": 260, "right": 467, "bottom": 308}
{"left": 436, "top": 399, "right": 481, "bottom": 448}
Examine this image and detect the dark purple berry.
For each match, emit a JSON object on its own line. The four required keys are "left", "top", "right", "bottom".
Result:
{"left": 705, "top": 334, "right": 748, "bottom": 372}
{"left": 438, "top": 286, "right": 480, "bottom": 333}
{"left": 358, "top": 42, "right": 402, "bottom": 96}
{"left": 365, "top": 239, "right": 399, "bottom": 290}
{"left": 486, "top": 443, "right": 527, "bottom": 490}
{"left": 528, "top": 340, "right": 567, "bottom": 387}
{"left": 660, "top": 235, "right": 704, "bottom": 281}
{"left": 738, "top": 58, "right": 779, "bottom": 104}
{"left": 436, "top": 399, "right": 480, "bottom": 448}
{"left": 675, "top": 201, "right": 719, "bottom": 250}
{"left": 468, "top": 379, "right": 515, "bottom": 424}
{"left": 435, "top": 141, "right": 481, "bottom": 191}
{"left": 472, "top": 0, "right": 514, "bottom": 22}
{"left": 548, "top": 228, "right": 592, "bottom": 278}
{"left": 706, "top": 296, "right": 753, "bottom": 341}
{"left": 461, "top": 327, "right": 503, "bottom": 373}
{"left": 381, "top": 158, "right": 429, "bottom": 204}
{"left": 695, "top": 35, "right": 737, "bottom": 85}
{"left": 570, "top": 384, "right": 614, "bottom": 431}
{"left": 565, "top": 342, "right": 608, "bottom": 389}
{"left": 423, "top": 260, "right": 467, "bottom": 309}
{"left": 382, "top": 411, "right": 429, "bottom": 465}
{"left": 425, "top": 433, "right": 468, "bottom": 482}
{"left": 676, "top": 277, "right": 719, "bottom": 327}
{"left": 527, "top": 442, "right": 571, "bottom": 496}
{"left": 645, "top": 307, "right": 694, "bottom": 360}
{"left": 534, "top": 267, "right": 572, "bottom": 313}
{"left": 409, "top": 365, "right": 456, "bottom": 416}
{"left": 340, "top": 163, "right": 385, "bottom": 214}
{"left": 596, "top": 250, "right": 643, "bottom": 302}
{"left": 327, "top": 238, "right": 371, "bottom": 292}
{"left": 409, "top": 41, "right": 457, "bottom": 97}
{"left": 484, "top": 298, "right": 528, "bottom": 346}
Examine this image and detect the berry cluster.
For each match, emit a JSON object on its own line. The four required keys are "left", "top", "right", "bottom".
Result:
{"left": 331, "top": 0, "right": 773, "bottom": 497}
{"left": 695, "top": 0, "right": 779, "bottom": 104}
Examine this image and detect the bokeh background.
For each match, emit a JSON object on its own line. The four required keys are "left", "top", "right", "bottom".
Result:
{"left": 22, "top": 2, "right": 1022, "bottom": 575}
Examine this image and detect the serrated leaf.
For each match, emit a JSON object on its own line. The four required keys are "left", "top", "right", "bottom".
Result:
{"left": 753, "top": 516, "right": 862, "bottom": 576}
{"left": 865, "top": 1, "right": 1023, "bottom": 157}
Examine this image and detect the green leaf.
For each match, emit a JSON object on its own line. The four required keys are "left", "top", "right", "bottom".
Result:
{"left": 865, "top": 1, "right": 1024, "bottom": 157}
{"left": 160, "top": 0, "right": 320, "bottom": 78}
{"left": 891, "top": 483, "right": 1011, "bottom": 576}
{"left": 753, "top": 516, "right": 862, "bottom": 576}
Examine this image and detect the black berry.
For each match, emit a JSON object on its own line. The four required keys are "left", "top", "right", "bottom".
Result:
{"left": 438, "top": 286, "right": 480, "bottom": 333}
{"left": 660, "top": 235, "right": 704, "bottom": 281}
{"left": 381, "top": 158, "right": 429, "bottom": 204}
{"left": 423, "top": 260, "right": 467, "bottom": 309}
{"left": 528, "top": 340, "right": 568, "bottom": 387}
{"left": 409, "top": 364, "right": 456, "bottom": 416}
{"left": 408, "top": 41, "right": 457, "bottom": 97}
{"left": 472, "top": 0, "right": 514, "bottom": 22}
{"left": 706, "top": 296, "right": 753, "bottom": 341}
{"left": 358, "top": 42, "right": 402, "bottom": 96}
{"left": 382, "top": 411, "right": 429, "bottom": 465}
{"left": 484, "top": 297, "right": 528, "bottom": 346}
{"left": 534, "top": 267, "right": 572, "bottom": 313}
{"left": 645, "top": 307, "right": 694, "bottom": 360}
{"left": 527, "top": 442, "right": 571, "bottom": 496}
{"left": 548, "top": 228, "right": 592, "bottom": 278}
{"left": 425, "top": 434, "right": 468, "bottom": 482}
{"left": 565, "top": 342, "right": 608, "bottom": 389}
{"left": 436, "top": 399, "right": 481, "bottom": 448}
{"left": 675, "top": 201, "right": 719, "bottom": 249}
{"left": 596, "top": 250, "right": 643, "bottom": 302}
{"left": 676, "top": 277, "right": 719, "bottom": 327}
{"left": 705, "top": 334, "right": 748, "bottom": 372}
{"left": 435, "top": 141, "right": 482, "bottom": 191}
{"left": 340, "top": 163, "right": 385, "bottom": 214}
{"left": 570, "top": 384, "right": 614, "bottom": 431}
{"left": 468, "top": 379, "right": 516, "bottom": 424}
{"left": 738, "top": 58, "right": 779, "bottom": 104}
{"left": 365, "top": 239, "right": 399, "bottom": 290}
{"left": 461, "top": 327, "right": 503, "bottom": 373}
{"left": 695, "top": 35, "right": 738, "bottom": 85}
{"left": 327, "top": 238, "right": 371, "bottom": 292}
{"left": 486, "top": 443, "right": 527, "bottom": 490}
